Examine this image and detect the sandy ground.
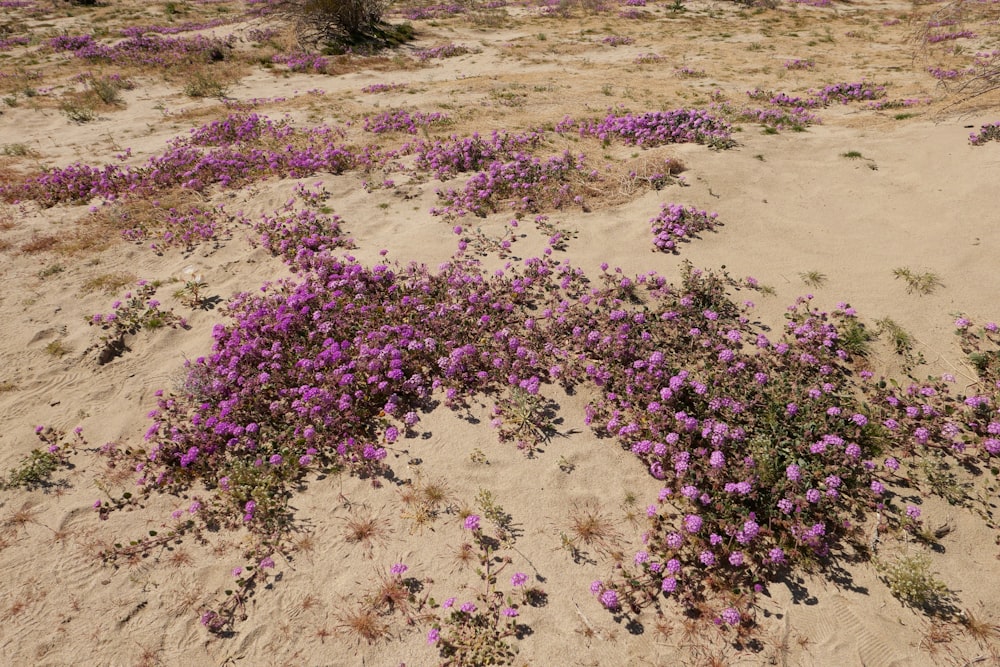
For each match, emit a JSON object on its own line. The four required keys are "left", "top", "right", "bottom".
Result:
{"left": 1, "top": 0, "right": 999, "bottom": 665}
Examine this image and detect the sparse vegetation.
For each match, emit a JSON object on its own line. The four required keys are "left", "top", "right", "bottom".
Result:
{"left": 893, "top": 267, "right": 943, "bottom": 295}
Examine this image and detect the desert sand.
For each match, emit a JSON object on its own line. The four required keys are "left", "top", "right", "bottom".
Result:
{"left": 1, "top": 0, "right": 999, "bottom": 665}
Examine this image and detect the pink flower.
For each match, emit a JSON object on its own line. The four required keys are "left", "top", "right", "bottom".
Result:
{"left": 463, "top": 514, "right": 480, "bottom": 531}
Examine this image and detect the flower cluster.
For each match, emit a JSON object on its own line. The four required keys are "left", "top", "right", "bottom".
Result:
{"left": 120, "top": 201, "right": 232, "bottom": 254}
{"left": 649, "top": 204, "right": 719, "bottom": 253}
{"left": 398, "top": 3, "right": 465, "bottom": 19}
{"left": 0, "top": 36, "right": 30, "bottom": 51}
{"left": 415, "top": 43, "right": 473, "bottom": 61}
{"left": 50, "top": 33, "right": 235, "bottom": 68}
{"left": 572, "top": 109, "right": 734, "bottom": 148}
{"left": 969, "top": 121, "right": 1000, "bottom": 146}
{"left": 634, "top": 53, "right": 666, "bottom": 64}
{"left": 270, "top": 51, "right": 328, "bottom": 73}
{"left": 363, "top": 109, "right": 450, "bottom": 134}
{"left": 926, "top": 30, "right": 977, "bottom": 43}
{"left": 783, "top": 58, "right": 815, "bottom": 70}
{"left": 88, "top": 281, "right": 187, "bottom": 363}
{"left": 2, "top": 113, "right": 354, "bottom": 206}
{"left": 409, "top": 130, "right": 544, "bottom": 180}
{"left": 674, "top": 66, "right": 707, "bottom": 78}
{"left": 361, "top": 82, "right": 407, "bottom": 94}
{"left": 431, "top": 150, "right": 592, "bottom": 217}
{"left": 602, "top": 35, "right": 634, "bottom": 46}
{"left": 927, "top": 66, "right": 972, "bottom": 80}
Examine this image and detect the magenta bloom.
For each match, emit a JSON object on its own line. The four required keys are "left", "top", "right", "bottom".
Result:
{"left": 463, "top": 514, "right": 480, "bottom": 531}
{"left": 720, "top": 607, "right": 741, "bottom": 625}
{"left": 427, "top": 628, "right": 440, "bottom": 644}
{"left": 599, "top": 589, "right": 619, "bottom": 610}
{"left": 390, "top": 562, "right": 408, "bottom": 575}
{"left": 683, "top": 514, "right": 703, "bottom": 533}
{"left": 511, "top": 572, "right": 528, "bottom": 587}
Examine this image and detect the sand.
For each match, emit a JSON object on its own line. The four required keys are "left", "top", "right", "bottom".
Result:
{"left": 1, "top": 0, "right": 999, "bottom": 665}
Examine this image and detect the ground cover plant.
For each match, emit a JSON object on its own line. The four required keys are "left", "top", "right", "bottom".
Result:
{"left": 1, "top": 0, "right": 1000, "bottom": 664}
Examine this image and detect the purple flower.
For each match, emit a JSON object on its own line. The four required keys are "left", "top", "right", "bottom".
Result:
{"left": 729, "top": 551, "right": 744, "bottom": 567}
{"left": 427, "top": 628, "right": 440, "bottom": 644}
{"left": 443, "top": 597, "right": 456, "bottom": 608}
{"left": 599, "top": 589, "right": 619, "bottom": 610}
{"left": 661, "top": 577, "right": 677, "bottom": 593}
{"left": 511, "top": 572, "right": 528, "bottom": 587}
{"left": 786, "top": 464, "right": 801, "bottom": 482}
{"left": 390, "top": 562, "right": 408, "bottom": 575}
{"left": 463, "top": 514, "right": 480, "bottom": 531}
{"left": 699, "top": 550, "right": 716, "bottom": 566}
{"left": 460, "top": 601, "right": 477, "bottom": 613}
{"left": 268, "top": 454, "right": 283, "bottom": 465}
{"left": 683, "top": 514, "right": 703, "bottom": 533}
{"left": 232, "top": 567, "right": 242, "bottom": 577}
{"left": 259, "top": 556, "right": 275, "bottom": 569}
{"left": 502, "top": 607, "right": 519, "bottom": 617}
{"left": 905, "top": 505, "right": 921, "bottom": 519}
{"left": 720, "top": 607, "right": 740, "bottom": 625}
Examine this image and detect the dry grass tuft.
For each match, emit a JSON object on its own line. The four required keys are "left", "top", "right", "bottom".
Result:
{"left": 342, "top": 507, "right": 392, "bottom": 558}
{"left": 565, "top": 500, "right": 619, "bottom": 555}
{"left": 335, "top": 603, "right": 391, "bottom": 646}
{"left": 81, "top": 272, "right": 137, "bottom": 295}
{"left": 20, "top": 234, "right": 61, "bottom": 254}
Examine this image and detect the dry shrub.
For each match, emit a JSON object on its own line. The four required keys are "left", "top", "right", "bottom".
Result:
{"left": 81, "top": 272, "right": 137, "bottom": 295}
{"left": 20, "top": 234, "right": 61, "bottom": 254}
